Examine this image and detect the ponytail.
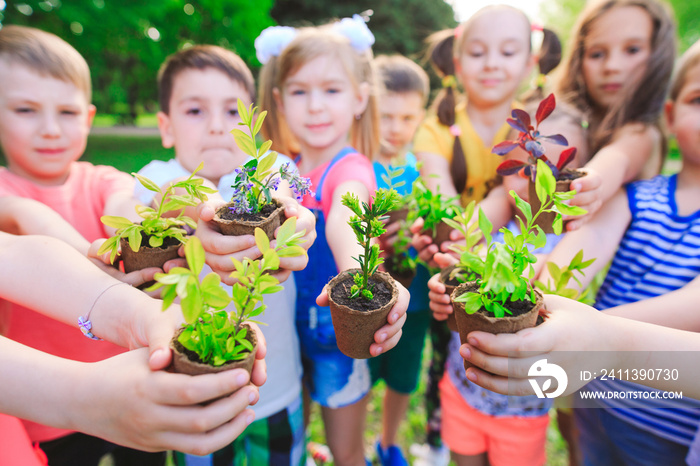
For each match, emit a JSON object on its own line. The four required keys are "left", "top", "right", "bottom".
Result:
{"left": 522, "top": 27, "right": 562, "bottom": 104}
{"left": 426, "top": 29, "right": 467, "bottom": 194}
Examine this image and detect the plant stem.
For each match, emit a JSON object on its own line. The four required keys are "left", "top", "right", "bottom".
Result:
{"left": 361, "top": 217, "right": 371, "bottom": 290}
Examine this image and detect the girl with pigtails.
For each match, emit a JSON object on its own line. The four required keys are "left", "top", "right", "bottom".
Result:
{"left": 255, "top": 16, "right": 409, "bottom": 466}
{"left": 410, "top": 6, "right": 562, "bottom": 466}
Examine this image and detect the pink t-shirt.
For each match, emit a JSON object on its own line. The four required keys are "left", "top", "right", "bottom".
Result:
{"left": 299, "top": 152, "right": 377, "bottom": 219}
{"left": 0, "top": 161, "right": 135, "bottom": 442}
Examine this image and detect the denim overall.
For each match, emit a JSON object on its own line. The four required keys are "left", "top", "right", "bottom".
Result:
{"left": 293, "top": 147, "right": 371, "bottom": 409}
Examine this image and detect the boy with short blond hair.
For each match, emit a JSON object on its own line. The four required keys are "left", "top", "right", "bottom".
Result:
{"left": 370, "top": 54, "right": 433, "bottom": 466}
{"left": 137, "top": 44, "right": 306, "bottom": 466}
{"left": 0, "top": 25, "right": 164, "bottom": 466}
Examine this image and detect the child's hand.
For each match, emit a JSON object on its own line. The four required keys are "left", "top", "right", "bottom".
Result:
{"left": 459, "top": 295, "right": 614, "bottom": 396}
{"left": 428, "top": 268, "right": 452, "bottom": 321}
{"left": 196, "top": 200, "right": 260, "bottom": 286}
{"left": 566, "top": 168, "right": 603, "bottom": 231}
{"left": 315, "top": 280, "right": 409, "bottom": 357}
{"left": 410, "top": 218, "right": 461, "bottom": 266}
{"left": 74, "top": 348, "right": 260, "bottom": 454}
{"left": 410, "top": 218, "right": 439, "bottom": 266}
{"left": 87, "top": 238, "right": 169, "bottom": 292}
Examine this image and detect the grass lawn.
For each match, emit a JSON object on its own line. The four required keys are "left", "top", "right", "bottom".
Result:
{"left": 3, "top": 132, "right": 571, "bottom": 465}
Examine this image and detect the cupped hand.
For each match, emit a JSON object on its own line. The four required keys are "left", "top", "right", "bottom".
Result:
{"left": 459, "top": 295, "right": 615, "bottom": 396}
{"left": 566, "top": 168, "right": 603, "bottom": 231}
{"left": 428, "top": 270, "right": 452, "bottom": 321}
{"left": 74, "top": 348, "right": 260, "bottom": 454}
{"left": 196, "top": 200, "right": 259, "bottom": 285}
{"left": 87, "top": 238, "right": 163, "bottom": 290}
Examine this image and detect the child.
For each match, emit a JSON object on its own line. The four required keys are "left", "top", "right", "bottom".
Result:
{"left": 553, "top": 0, "right": 676, "bottom": 229}
{"left": 0, "top": 25, "right": 166, "bottom": 466}
{"left": 413, "top": 5, "right": 535, "bottom": 207}
{"left": 409, "top": 7, "right": 536, "bottom": 465}
{"left": 531, "top": 38, "right": 700, "bottom": 465}
{"left": 134, "top": 44, "right": 307, "bottom": 466}
{"left": 258, "top": 17, "right": 409, "bottom": 465}
{"left": 370, "top": 54, "right": 431, "bottom": 466}
{"left": 426, "top": 101, "right": 589, "bottom": 466}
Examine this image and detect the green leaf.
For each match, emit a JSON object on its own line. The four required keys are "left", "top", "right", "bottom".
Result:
{"left": 553, "top": 216, "right": 563, "bottom": 235}
{"left": 255, "top": 227, "right": 270, "bottom": 253}
{"left": 180, "top": 284, "right": 202, "bottom": 324}
{"left": 253, "top": 110, "right": 267, "bottom": 137}
{"left": 535, "top": 160, "right": 555, "bottom": 204}
{"left": 454, "top": 291, "right": 482, "bottom": 314}
{"left": 127, "top": 227, "right": 142, "bottom": 252}
{"left": 512, "top": 193, "right": 533, "bottom": 223}
{"left": 96, "top": 235, "right": 119, "bottom": 259}
{"left": 277, "top": 246, "right": 306, "bottom": 258}
{"left": 547, "top": 262, "right": 562, "bottom": 284}
{"left": 579, "top": 257, "right": 596, "bottom": 269}
{"left": 184, "top": 237, "right": 205, "bottom": 275}
{"left": 259, "top": 140, "right": 273, "bottom": 158}
{"left": 148, "top": 234, "right": 164, "bottom": 248}
{"left": 257, "top": 150, "right": 277, "bottom": 175}
{"left": 276, "top": 217, "right": 297, "bottom": 245}
{"left": 556, "top": 203, "right": 587, "bottom": 216}
{"left": 478, "top": 208, "right": 493, "bottom": 246}
{"left": 442, "top": 217, "right": 463, "bottom": 233}
{"left": 231, "top": 128, "right": 257, "bottom": 156}
{"left": 237, "top": 99, "right": 250, "bottom": 125}
{"left": 101, "top": 216, "right": 136, "bottom": 230}
{"left": 263, "top": 249, "right": 280, "bottom": 271}
{"left": 133, "top": 173, "right": 162, "bottom": 193}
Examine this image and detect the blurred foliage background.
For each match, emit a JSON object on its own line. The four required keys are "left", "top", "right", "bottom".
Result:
{"left": 0, "top": 0, "right": 696, "bottom": 124}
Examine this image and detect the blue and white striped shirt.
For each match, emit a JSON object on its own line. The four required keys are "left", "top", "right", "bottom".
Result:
{"left": 586, "top": 174, "right": 700, "bottom": 446}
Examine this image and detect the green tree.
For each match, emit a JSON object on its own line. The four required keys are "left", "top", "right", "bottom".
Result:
{"left": 667, "top": 0, "right": 700, "bottom": 52}
{"left": 1, "top": 0, "right": 274, "bottom": 123}
{"left": 270, "top": 0, "right": 457, "bottom": 60}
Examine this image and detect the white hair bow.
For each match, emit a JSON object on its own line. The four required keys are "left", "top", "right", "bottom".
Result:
{"left": 254, "top": 14, "right": 375, "bottom": 65}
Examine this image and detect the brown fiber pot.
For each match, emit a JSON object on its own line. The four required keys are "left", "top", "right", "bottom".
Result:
{"left": 439, "top": 265, "right": 461, "bottom": 332}
{"left": 119, "top": 237, "right": 181, "bottom": 273}
{"left": 451, "top": 281, "right": 543, "bottom": 370}
{"left": 169, "top": 323, "right": 258, "bottom": 376}
{"left": 527, "top": 169, "right": 584, "bottom": 234}
{"left": 328, "top": 269, "right": 398, "bottom": 359}
{"left": 213, "top": 198, "right": 285, "bottom": 240}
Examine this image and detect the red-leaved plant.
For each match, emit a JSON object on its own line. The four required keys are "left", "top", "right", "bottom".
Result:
{"left": 492, "top": 94, "right": 577, "bottom": 181}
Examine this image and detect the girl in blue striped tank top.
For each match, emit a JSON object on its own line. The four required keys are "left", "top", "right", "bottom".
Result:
{"left": 530, "top": 38, "right": 700, "bottom": 466}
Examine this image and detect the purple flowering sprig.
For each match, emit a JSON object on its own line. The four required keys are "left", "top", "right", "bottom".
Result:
{"left": 228, "top": 100, "right": 314, "bottom": 215}
{"left": 229, "top": 161, "right": 314, "bottom": 215}
{"left": 492, "top": 93, "right": 577, "bottom": 181}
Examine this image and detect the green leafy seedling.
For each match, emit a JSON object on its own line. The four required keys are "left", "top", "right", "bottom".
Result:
{"left": 534, "top": 250, "right": 596, "bottom": 304}
{"left": 443, "top": 200, "right": 483, "bottom": 283}
{"left": 98, "top": 162, "right": 216, "bottom": 264}
{"left": 453, "top": 161, "right": 587, "bottom": 318}
{"left": 149, "top": 217, "right": 306, "bottom": 366}
{"left": 342, "top": 188, "right": 401, "bottom": 300}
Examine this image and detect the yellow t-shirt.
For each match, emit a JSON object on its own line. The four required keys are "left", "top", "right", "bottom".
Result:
{"left": 413, "top": 101, "right": 513, "bottom": 206}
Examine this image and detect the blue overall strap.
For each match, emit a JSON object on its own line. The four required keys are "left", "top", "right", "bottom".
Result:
{"left": 314, "top": 147, "right": 356, "bottom": 202}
